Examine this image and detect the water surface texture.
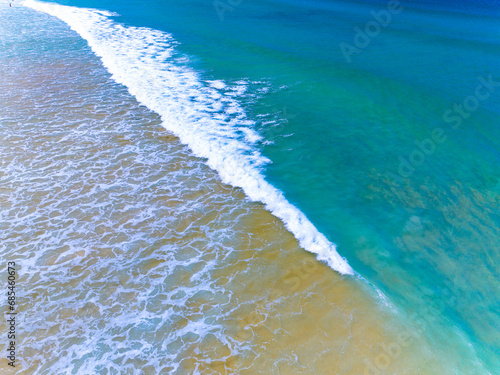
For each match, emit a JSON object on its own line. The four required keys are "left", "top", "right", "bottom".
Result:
{"left": 1, "top": 0, "right": 499, "bottom": 374}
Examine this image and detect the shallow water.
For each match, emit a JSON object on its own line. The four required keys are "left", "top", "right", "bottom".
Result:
{"left": 1, "top": 1, "right": 499, "bottom": 374}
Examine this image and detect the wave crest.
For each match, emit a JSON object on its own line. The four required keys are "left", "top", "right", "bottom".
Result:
{"left": 23, "top": 0, "right": 354, "bottom": 275}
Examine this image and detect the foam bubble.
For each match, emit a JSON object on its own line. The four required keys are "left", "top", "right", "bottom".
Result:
{"left": 23, "top": 0, "right": 354, "bottom": 275}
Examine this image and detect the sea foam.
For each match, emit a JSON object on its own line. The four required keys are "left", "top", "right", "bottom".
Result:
{"left": 23, "top": 0, "right": 354, "bottom": 275}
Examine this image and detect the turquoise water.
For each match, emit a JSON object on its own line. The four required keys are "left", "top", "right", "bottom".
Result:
{"left": 6, "top": 0, "right": 500, "bottom": 373}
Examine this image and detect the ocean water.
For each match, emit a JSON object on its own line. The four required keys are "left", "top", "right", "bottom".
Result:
{"left": 1, "top": 0, "right": 499, "bottom": 374}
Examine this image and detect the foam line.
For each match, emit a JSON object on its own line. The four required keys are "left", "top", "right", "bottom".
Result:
{"left": 23, "top": 0, "right": 354, "bottom": 275}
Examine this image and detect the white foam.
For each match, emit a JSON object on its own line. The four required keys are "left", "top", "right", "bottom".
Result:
{"left": 23, "top": 0, "right": 354, "bottom": 275}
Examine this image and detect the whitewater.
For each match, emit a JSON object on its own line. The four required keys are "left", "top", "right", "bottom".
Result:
{"left": 23, "top": 0, "right": 354, "bottom": 276}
